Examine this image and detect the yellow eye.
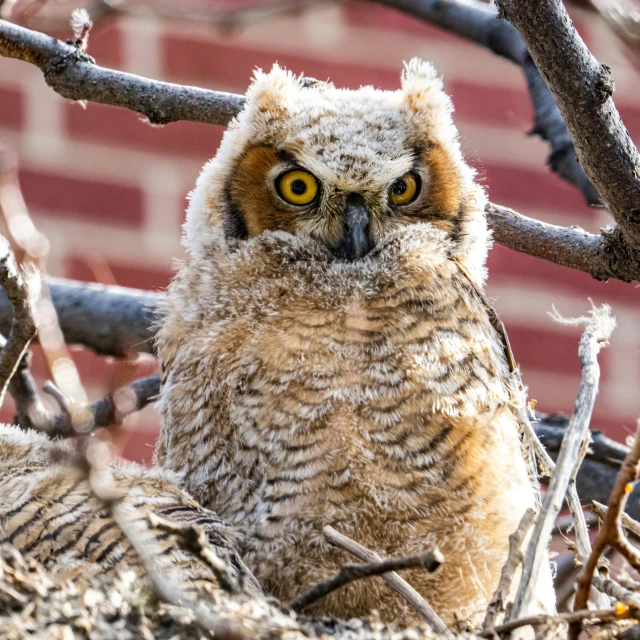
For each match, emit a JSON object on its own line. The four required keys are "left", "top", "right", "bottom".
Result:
{"left": 276, "top": 170, "right": 319, "bottom": 206}
{"left": 389, "top": 172, "right": 420, "bottom": 206}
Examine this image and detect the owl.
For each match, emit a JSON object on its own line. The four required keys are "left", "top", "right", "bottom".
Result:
{"left": 155, "top": 60, "right": 555, "bottom": 626}
{"left": 0, "top": 423, "right": 261, "bottom": 599}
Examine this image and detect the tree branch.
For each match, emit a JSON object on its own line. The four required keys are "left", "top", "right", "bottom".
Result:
{"left": 483, "top": 508, "right": 535, "bottom": 629}
{"left": 0, "top": 277, "right": 160, "bottom": 357}
{"left": 495, "top": 0, "right": 640, "bottom": 251}
{"left": 486, "top": 203, "right": 640, "bottom": 283}
{"left": 372, "top": 0, "right": 601, "bottom": 206}
{"left": 0, "top": 19, "right": 245, "bottom": 126}
{"left": 0, "top": 239, "right": 37, "bottom": 406}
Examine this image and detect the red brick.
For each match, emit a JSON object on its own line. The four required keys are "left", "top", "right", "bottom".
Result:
{"left": 161, "top": 36, "right": 401, "bottom": 90}
{"left": 487, "top": 243, "right": 636, "bottom": 305}
{"left": 0, "top": 85, "right": 25, "bottom": 129}
{"left": 66, "top": 255, "right": 173, "bottom": 291}
{"left": 120, "top": 424, "right": 159, "bottom": 465}
{"left": 342, "top": 4, "right": 457, "bottom": 42}
{"left": 478, "top": 161, "right": 596, "bottom": 216}
{"left": 19, "top": 168, "right": 144, "bottom": 226}
{"left": 49, "top": 21, "right": 123, "bottom": 69}
{"left": 506, "top": 324, "right": 591, "bottom": 377}
{"left": 449, "top": 80, "right": 532, "bottom": 129}
{"left": 64, "top": 101, "right": 224, "bottom": 161}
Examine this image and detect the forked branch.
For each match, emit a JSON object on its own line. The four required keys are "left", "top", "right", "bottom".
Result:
{"left": 496, "top": 0, "right": 640, "bottom": 252}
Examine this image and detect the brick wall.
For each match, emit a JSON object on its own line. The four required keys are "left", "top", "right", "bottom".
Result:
{"left": 1, "top": 1, "right": 639, "bottom": 462}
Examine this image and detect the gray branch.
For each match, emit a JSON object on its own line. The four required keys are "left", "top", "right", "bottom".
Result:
{"left": 0, "top": 19, "right": 245, "bottom": 126}
{"left": 486, "top": 203, "right": 640, "bottom": 283}
{"left": 374, "top": 0, "right": 601, "bottom": 206}
{"left": 0, "top": 277, "right": 161, "bottom": 357}
{"left": 495, "top": 0, "right": 640, "bottom": 252}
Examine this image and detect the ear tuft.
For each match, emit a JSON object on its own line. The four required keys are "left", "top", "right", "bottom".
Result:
{"left": 401, "top": 58, "right": 453, "bottom": 123}
{"left": 246, "top": 64, "right": 307, "bottom": 114}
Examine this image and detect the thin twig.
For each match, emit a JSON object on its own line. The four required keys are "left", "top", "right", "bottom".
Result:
{"left": 480, "top": 606, "right": 633, "bottom": 638}
{"left": 573, "top": 431, "right": 640, "bottom": 638}
{"left": 511, "top": 305, "right": 616, "bottom": 620}
{"left": 32, "top": 375, "right": 159, "bottom": 438}
{"left": 483, "top": 507, "right": 535, "bottom": 629}
{"left": 323, "top": 525, "right": 451, "bottom": 636}
{"left": 289, "top": 548, "right": 443, "bottom": 613}
{"left": 0, "top": 238, "right": 37, "bottom": 406}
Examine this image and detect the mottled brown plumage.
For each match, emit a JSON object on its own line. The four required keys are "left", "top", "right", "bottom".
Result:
{"left": 155, "top": 61, "right": 555, "bottom": 625}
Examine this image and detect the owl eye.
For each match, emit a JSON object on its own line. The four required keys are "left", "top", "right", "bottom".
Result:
{"left": 389, "top": 172, "right": 421, "bottom": 206}
{"left": 276, "top": 170, "right": 319, "bottom": 206}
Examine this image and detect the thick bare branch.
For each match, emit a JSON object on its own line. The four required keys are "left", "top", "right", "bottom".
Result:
{"left": 496, "top": 0, "right": 640, "bottom": 250}
{"left": 486, "top": 203, "right": 640, "bottom": 283}
{"left": 0, "top": 277, "right": 160, "bottom": 357}
{"left": 0, "top": 19, "right": 245, "bottom": 126}
{"left": 373, "top": 0, "right": 601, "bottom": 205}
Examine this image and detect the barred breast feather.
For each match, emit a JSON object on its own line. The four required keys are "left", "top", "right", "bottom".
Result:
{"left": 156, "top": 223, "right": 551, "bottom": 625}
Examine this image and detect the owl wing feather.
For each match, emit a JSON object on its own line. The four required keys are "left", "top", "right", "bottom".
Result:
{"left": 0, "top": 424, "right": 261, "bottom": 597}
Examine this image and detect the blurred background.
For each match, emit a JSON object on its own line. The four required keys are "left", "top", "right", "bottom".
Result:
{"left": 0, "top": 0, "right": 638, "bottom": 463}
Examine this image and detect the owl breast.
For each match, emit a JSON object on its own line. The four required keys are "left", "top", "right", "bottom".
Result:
{"left": 156, "top": 227, "right": 537, "bottom": 625}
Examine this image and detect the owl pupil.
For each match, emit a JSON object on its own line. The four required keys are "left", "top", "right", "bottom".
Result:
{"left": 392, "top": 180, "right": 407, "bottom": 195}
{"left": 291, "top": 179, "right": 307, "bottom": 195}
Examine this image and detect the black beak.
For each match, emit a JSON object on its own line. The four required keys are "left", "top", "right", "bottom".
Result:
{"left": 332, "top": 194, "right": 374, "bottom": 261}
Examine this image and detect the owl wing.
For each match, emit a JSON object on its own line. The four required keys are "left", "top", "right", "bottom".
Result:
{"left": 0, "top": 424, "right": 261, "bottom": 597}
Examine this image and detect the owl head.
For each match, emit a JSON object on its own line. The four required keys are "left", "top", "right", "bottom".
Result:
{"left": 184, "top": 59, "right": 489, "bottom": 284}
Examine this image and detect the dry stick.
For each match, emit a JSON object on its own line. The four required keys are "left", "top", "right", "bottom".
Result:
{"left": 0, "top": 19, "right": 638, "bottom": 284}
{"left": 323, "top": 525, "right": 451, "bottom": 637}
{"left": 0, "top": 239, "right": 37, "bottom": 406}
{"left": 37, "top": 375, "right": 160, "bottom": 438}
{"left": 480, "top": 607, "right": 632, "bottom": 638}
{"left": 510, "top": 305, "right": 616, "bottom": 620}
{"left": 483, "top": 508, "right": 535, "bottom": 630}
{"left": 571, "top": 429, "right": 640, "bottom": 640}
{"left": 85, "top": 441, "right": 249, "bottom": 640}
{"left": 289, "top": 548, "right": 443, "bottom": 613}
{"left": 554, "top": 512, "right": 598, "bottom": 535}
